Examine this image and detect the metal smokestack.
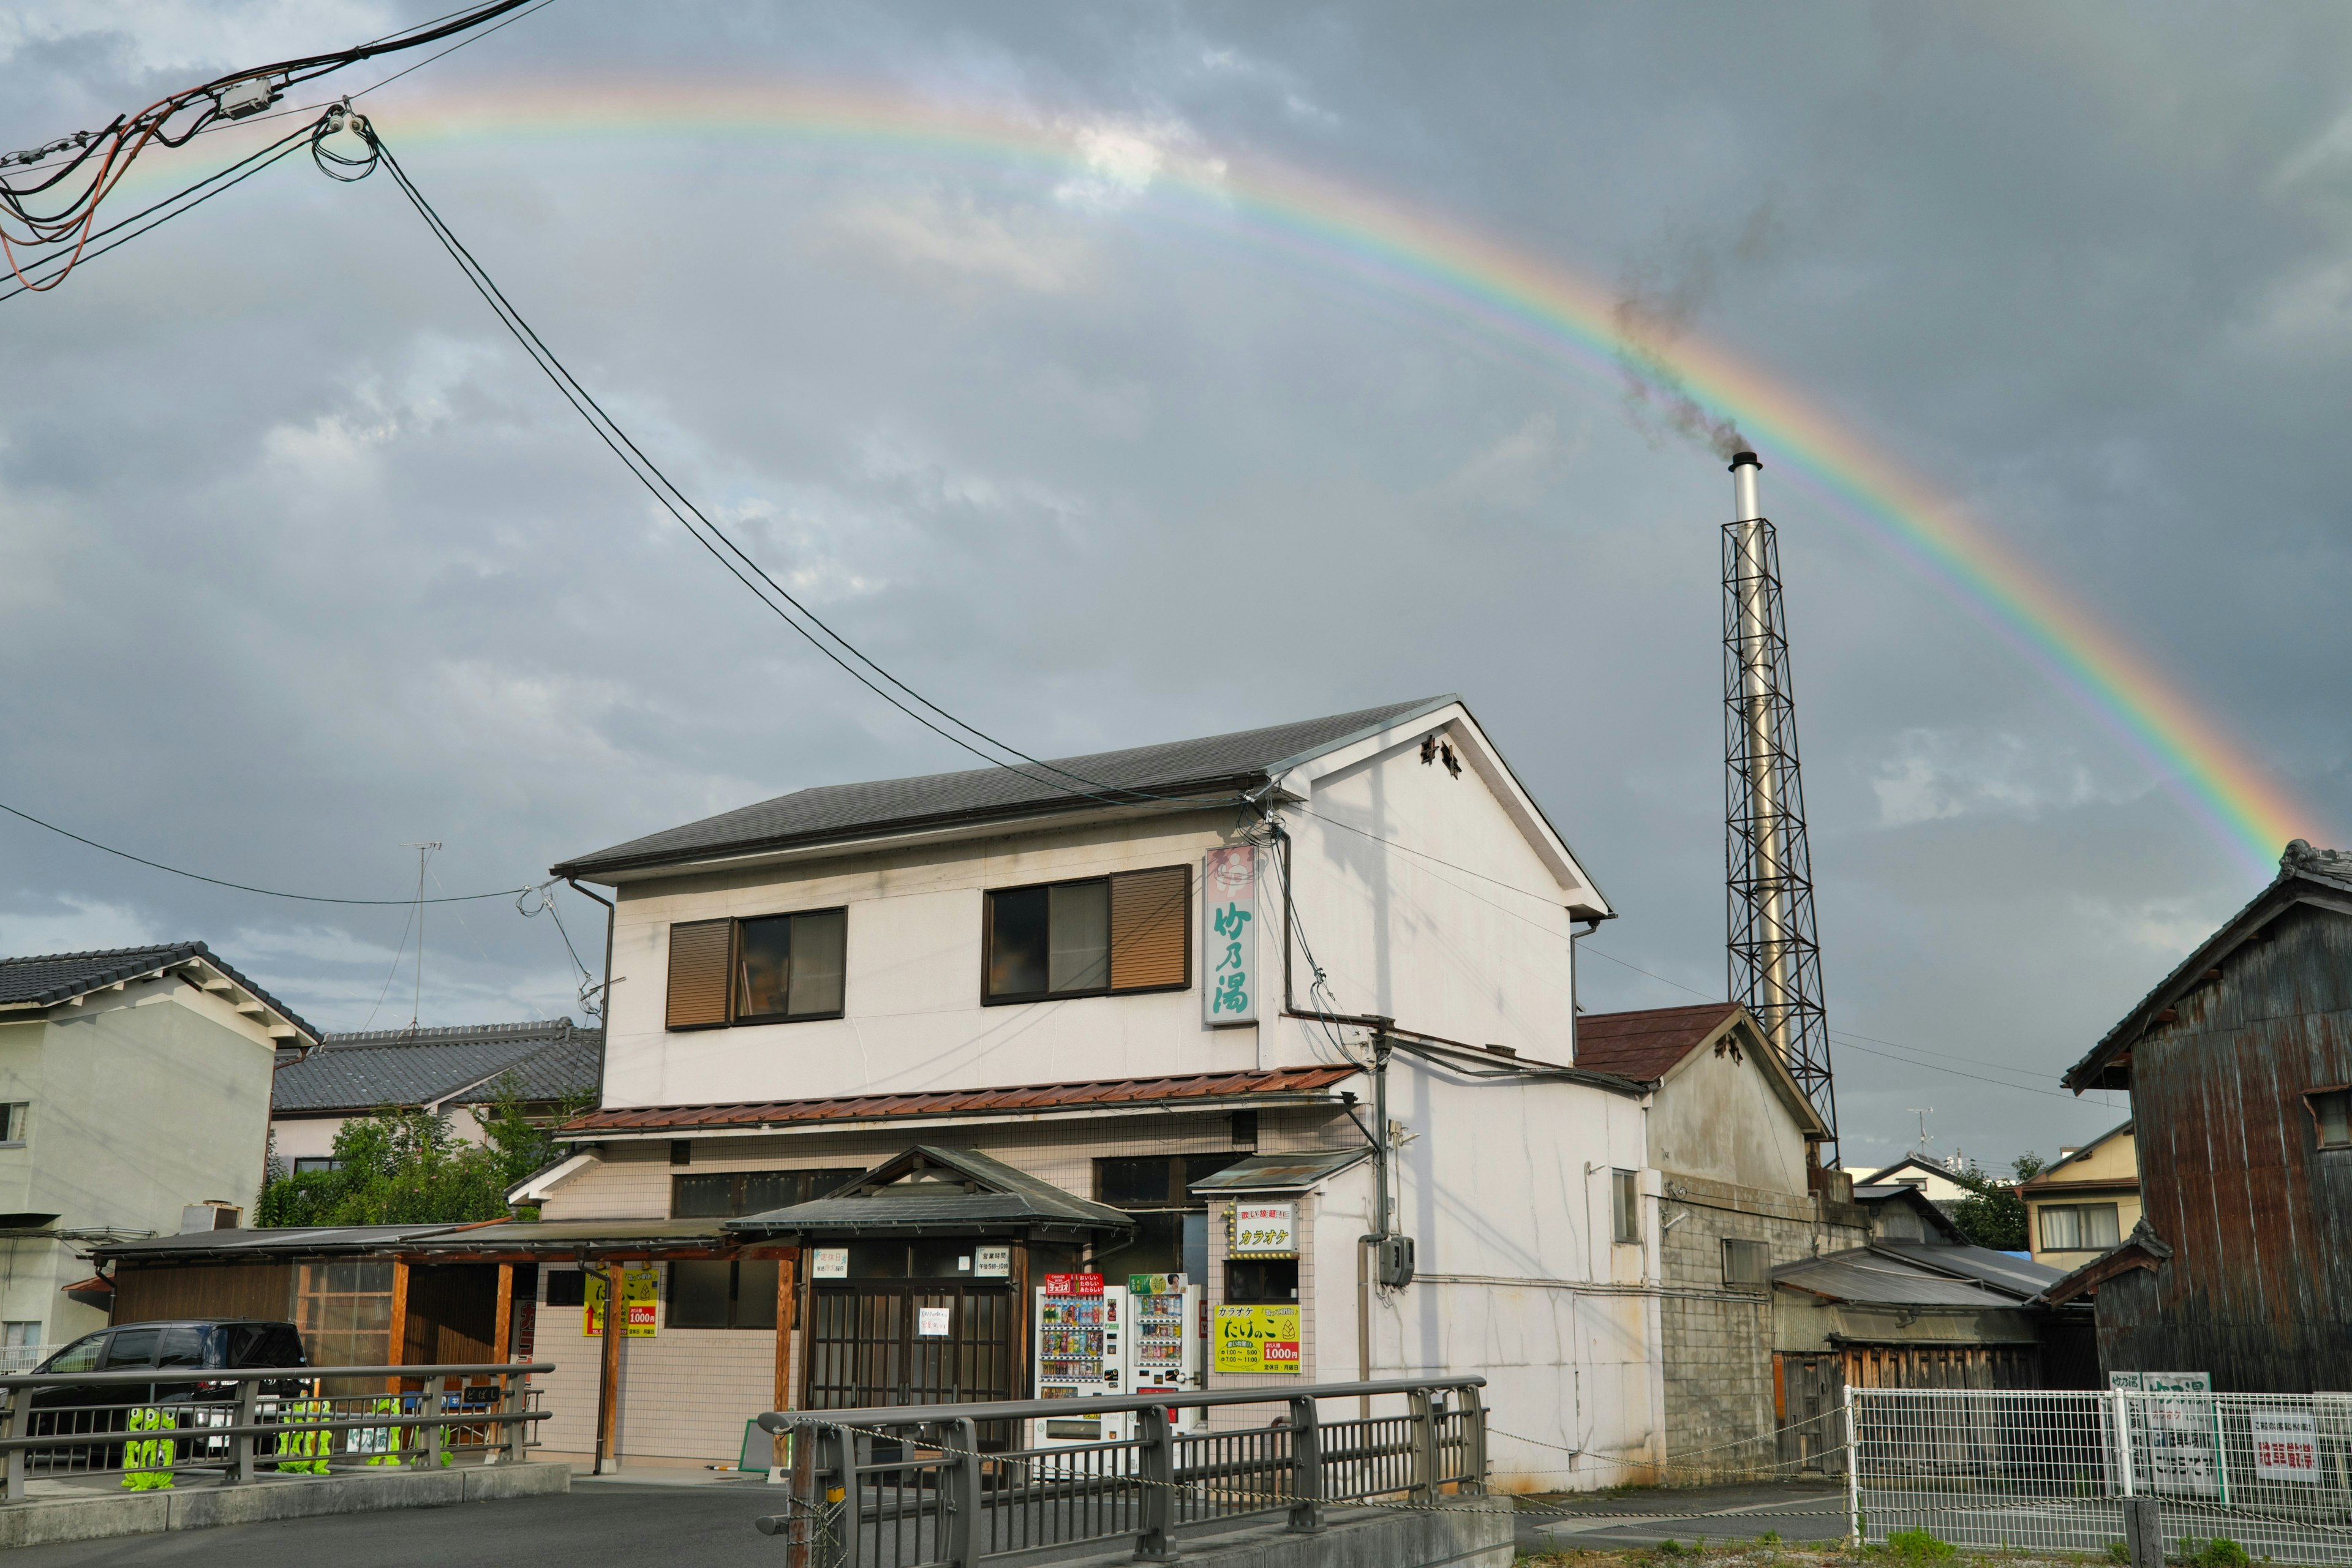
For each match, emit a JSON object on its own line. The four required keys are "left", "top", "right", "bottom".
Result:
{"left": 1728, "top": 451, "right": 1789, "bottom": 1060}
{"left": 1719, "top": 448, "right": 1839, "bottom": 1161}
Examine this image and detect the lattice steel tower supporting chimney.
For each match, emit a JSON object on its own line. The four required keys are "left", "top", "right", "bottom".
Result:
{"left": 1724, "top": 450, "right": 1838, "bottom": 1162}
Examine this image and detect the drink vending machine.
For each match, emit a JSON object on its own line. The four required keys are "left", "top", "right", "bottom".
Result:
{"left": 1031, "top": 1272, "right": 1205, "bottom": 1451}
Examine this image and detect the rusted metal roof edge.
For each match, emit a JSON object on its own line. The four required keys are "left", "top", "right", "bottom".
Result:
{"left": 2063, "top": 869, "right": 2352, "bottom": 1092}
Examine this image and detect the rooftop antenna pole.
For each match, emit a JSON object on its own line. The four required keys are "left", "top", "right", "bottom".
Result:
{"left": 1909, "top": 1107, "right": 1934, "bottom": 1148}
{"left": 1723, "top": 451, "right": 1839, "bottom": 1165}
{"left": 402, "top": 842, "right": 442, "bottom": 1033}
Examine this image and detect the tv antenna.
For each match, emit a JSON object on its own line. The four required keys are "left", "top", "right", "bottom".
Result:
{"left": 401, "top": 842, "right": 442, "bottom": 1031}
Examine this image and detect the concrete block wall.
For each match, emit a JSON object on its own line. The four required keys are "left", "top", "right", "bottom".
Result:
{"left": 1656, "top": 1174, "right": 1862, "bottom": 1479}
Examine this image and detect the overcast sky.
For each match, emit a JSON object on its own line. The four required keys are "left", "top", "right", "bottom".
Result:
{"left": 5, "top": 2, "right": 2346, "bottom": 1172}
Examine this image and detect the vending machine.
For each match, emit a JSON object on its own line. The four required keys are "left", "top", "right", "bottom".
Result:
{"left": 1124, "top": 1272, "right": 1205, "bottom": 1432}
{"left": 1033, "top": 1273, "right": 1131, "bottom": 1448}
{"left": 1031, "top": 1272, "right": 1206, "bottom": 1450}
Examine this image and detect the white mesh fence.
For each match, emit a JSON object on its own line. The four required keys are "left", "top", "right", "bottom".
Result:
{"left": 1851, "top": 1387, "right": 2352, "bottom": 1566}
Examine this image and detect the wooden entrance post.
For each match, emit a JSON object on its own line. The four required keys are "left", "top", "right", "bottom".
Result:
{"left": 594, "top": 1261, "right": 625, "bottom": 1474}
{"left": 387, "top": 1257, "right": 412, "bottom": 1397}
{"left": 772, "top": 1251, "right": 798, "bottom": 1469}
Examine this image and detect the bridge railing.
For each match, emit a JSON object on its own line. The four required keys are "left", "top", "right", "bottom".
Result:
{"left": 0, "top": 1362, "right": 553, "bottom": 1501}
{"left": 753, "top": 1376, "right": 1487, "bottom": 1567}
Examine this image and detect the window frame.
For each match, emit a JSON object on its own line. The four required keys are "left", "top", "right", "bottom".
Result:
{"left": 665, "top": 1258, "right": 781, "bottom": 1331}
{"left": 731, "top": 907, "right": 851, "bottom": 1026}
{"left": 0, "top": 1102, "right": 26, "bottom": 1145}
{"left": 670, "top": 1167, "right": 868, "bottom": 1221}
{"left": 2037, "top": 1201, "right": 2122, "bottom": 1252}
{"left": 1093, "top": 1153, "right": 1247, "bottom": 1210}
{"left": 1722, "top": 1237, "right": 1771, "bottom": 1288}
{"left": 982, "top": 868, "right": 1193, "bottom": 1006}
{"left": 2305, "top": 1085, "right": 2352, "bottom": 1150}
{"left": 1610, "top": 1169, "right": 1642, "bottom": 1246}
{"left": 665, "top": 908, "right": 850, "bottom": 1033}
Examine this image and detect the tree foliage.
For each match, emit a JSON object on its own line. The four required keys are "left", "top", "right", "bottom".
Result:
{"left": 257, "top": 1074, "right": 582, "bottom": 1227}
{"left": 1945, "top": 1152, "right": 2046, "bottom": 1252}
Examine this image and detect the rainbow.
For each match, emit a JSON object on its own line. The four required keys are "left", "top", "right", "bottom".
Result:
{"left": 211, "top": 78, "right": 2318, "bottom": 872}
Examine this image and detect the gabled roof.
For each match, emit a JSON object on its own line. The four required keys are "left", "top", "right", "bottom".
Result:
{"left": 2017, "top": 1120, "right": 2135, "bottom": 1193}
{"left": 559, "top": 1065, "right": 1359, "bottom": 1136}
{"left": 0, "top": 941, "right": 317, "bottom": 1044}
{"left": 1873, "top": 1240, "right": 2064, "bottom": 1298}
{"left": 726, "top": 1145, "right": 1133, "bottom": 1237}
{"left": 273, "top": 1019, "right": 600, "bottom": 1115}
{"left": 550, "top": 697, "right": 1461, "bottom": 881}
{"left": 1852, "top": 1182, "right": 1969, "bottom": 1243}
{"left": 2038, "top": 1218, "right": 2174, "bottom": 1307}
{"left": 1575, "top": 1003, "right": 1829, "bottom": 1139}
{"left": 2065, "top": 840, "right": 2352, "bottom": 1093}
{"left": 1853, "top": 1154, "right": 1970, "bottom": 1188}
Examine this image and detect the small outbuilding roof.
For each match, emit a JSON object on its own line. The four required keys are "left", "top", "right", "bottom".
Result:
{"left": 273, "top": 1019, "right": 600, "bottom": 1115}
{"left": 1189, "top": 1147, "right": 1373, "bottom": 1194}
{"left": 1574, "top": 1002, "right": 1828, "bottom": 1138}
{"left": 727, "top": 1145, "right": 1133, "bottom": 1238}
{"left": 1773, "top": 1246, "right": 2044, "bottom": 1309}
{"left": 0, "top": 941, "right": 317, "bottom": 1043}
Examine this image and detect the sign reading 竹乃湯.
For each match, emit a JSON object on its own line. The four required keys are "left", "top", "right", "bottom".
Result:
{"left": 1202, "top": 846, "right": 1258, "bottom": 1025}
{"left": 1213, "top": 1304, "right": 1301, "bottom": 1375}
{"left": 2112, "top": 1371, "right": 2222, "bottom": 1497}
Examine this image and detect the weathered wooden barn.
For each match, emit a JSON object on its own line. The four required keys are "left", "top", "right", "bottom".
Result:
{"left": 2056, "top": 838, "right": 2352, "bottom": 1392}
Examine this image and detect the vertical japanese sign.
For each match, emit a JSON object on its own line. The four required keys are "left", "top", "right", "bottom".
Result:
{"left": 2114, "top": 1370, "right": 2222, "bottom": 1496}
{"left": 1202, "top": 845, "right": 1259, "bottom": 1025}
{"left": 584, "top": 1265, "right": 658, "bottom": 1338}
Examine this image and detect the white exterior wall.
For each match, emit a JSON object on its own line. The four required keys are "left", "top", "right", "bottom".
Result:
{"left": 600, "top": 812, "right": 1248, "bottom": 1109}
{"left": 0, "top": 979, "right": 281, "bottom": 1347}
{"left": 560, "top": 701, "right": 1661, "bottom": 1485}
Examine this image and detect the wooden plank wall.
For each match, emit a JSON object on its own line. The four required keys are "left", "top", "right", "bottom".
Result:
{"left": 112, "top": 1263, "right": 295, "bottom": 1324}
{"left": 2100, "top": 902, "right": 2352, "bottom": 1392}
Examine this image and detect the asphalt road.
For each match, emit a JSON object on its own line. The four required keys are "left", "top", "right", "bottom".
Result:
{"left": 8, "top": 1474, "right": 1855, "bottom": 1566}
{"left": 1513, "top": 1480, "right": 1851, "bottom": 1555}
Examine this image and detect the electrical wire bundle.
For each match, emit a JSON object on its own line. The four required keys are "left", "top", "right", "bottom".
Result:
{"left": 0, "top": 0, "right": 529, "bottom": 290}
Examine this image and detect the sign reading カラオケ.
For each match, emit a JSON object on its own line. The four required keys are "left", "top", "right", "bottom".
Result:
{"left": 1202, "top": 846, "right": 1258, "bottom": 1025}
{"left": 1229, "top": 1202, "right": 1296, "bottom": 1257}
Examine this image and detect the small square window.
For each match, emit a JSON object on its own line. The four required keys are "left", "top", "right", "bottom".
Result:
{"left": 543, "top": 1268, "right": 587, "bottom": 1308}
{"left": 1611, "top": 1170, "right": 1642, "bottom": 1245}
{"left": 2312, "top": 1088, "right": 2351, "bottom": 1150}
{"left": 1723, "top": 1238, "right": 1771, "bottom": 1287}
{"left": 0, "top": 1103, "right": 28, "bottom": 1144}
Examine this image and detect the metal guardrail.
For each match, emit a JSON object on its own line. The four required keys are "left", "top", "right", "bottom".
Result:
{"left": 753, "top": 1376, "right": 1488, "bottom": 1567}
{"left": 0, "top": 1361, "right": 554, "bottom": 1501}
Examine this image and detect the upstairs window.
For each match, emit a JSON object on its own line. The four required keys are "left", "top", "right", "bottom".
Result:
{"left": 1095, "top": 1153, "right": 1246, "bottom": 1209}
{"left": 665, "top": 908, "right": 848, "bottom": 1031}
{"left": 2038, "top": 1202, "right": 2121, "bottom": 1252}
{"left": 1722, "top": 1238, "right": 1771, "bottom": 1287}
{"left": 984, "top": 867, "right": 1189, "bottom": 1004}
{"left": 0, "top": 1104, "right": 26, "bottom": 1145}
{"left": 2310, "top": 1088, "right": 2351, "bottom": 1150}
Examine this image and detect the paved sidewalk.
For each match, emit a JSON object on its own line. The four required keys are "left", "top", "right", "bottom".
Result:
{"left": 1514, "top": 1479, "right": 1850, "bottom": 1555}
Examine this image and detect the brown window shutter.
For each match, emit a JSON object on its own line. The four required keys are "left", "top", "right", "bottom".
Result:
{"left": 1109, "top": 866, "right": 1189, "bottom": 992}
{"left": 666, "top": 919, "right": 735, "bottom": 1029}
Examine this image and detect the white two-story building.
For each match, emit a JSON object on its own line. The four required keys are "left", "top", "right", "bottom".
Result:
{"left": 527, "top": 696, "right": 1771, "bottom": 1487}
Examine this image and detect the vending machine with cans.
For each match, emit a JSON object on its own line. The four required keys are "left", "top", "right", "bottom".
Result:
{"left": 1124, "top": 1273, "right": 1205, "bottom": 1432}
{"left": 1032, "top": 1273, "right": 1132, "bottom": 1447}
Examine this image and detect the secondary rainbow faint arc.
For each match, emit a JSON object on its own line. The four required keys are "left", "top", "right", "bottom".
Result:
{"left": 350, "top": 78, "right": 2313, "bottom": 872}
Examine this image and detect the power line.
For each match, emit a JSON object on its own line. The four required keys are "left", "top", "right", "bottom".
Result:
{"left": 0, "top": 797, "right": 530, "bottom": 905}
{"left": 356, "top": 119, "right": 1202, "bottom": 813}
{"left": 0, "top": 2, "right": 554, "bottom": 303}
{"left": 0, "top": 1, "right": 535, "bottom": 290}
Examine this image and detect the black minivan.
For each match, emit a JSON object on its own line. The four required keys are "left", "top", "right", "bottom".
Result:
{"left": 29, "top": 1320, "right": 309, "bottom": 1464}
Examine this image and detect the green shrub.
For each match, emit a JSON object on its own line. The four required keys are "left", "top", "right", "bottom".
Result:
{"left": 2108, "top": 1543, "right": 2132, "bottom": 1564}
{"left": 1655, "top": 1540, "right": 1684, "bottom": 1558}
{"left": 1758, "top": 1532, "right": 1783, "bottom": 1548}
{"left": 2178, "top": 1539, "right": 2250, "bottom": 1568}
{"left": 1882, "top": 1529, "right": 1958, "bottom": 1565}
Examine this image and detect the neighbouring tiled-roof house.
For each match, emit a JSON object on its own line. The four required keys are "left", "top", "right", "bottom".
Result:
{"left": 270, "top": 1018, "right": 601, "bottom": 1171}
{"left": 0, "top": 941, "right": 316, "bottom": 1354}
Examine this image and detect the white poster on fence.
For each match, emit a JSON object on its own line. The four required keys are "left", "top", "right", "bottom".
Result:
{"left": 2252, "top": 1411, "right": 2319, "bottom": 1483}
{"left": 2114, "top": 1370, "right": 2222, "bottom": 1497}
